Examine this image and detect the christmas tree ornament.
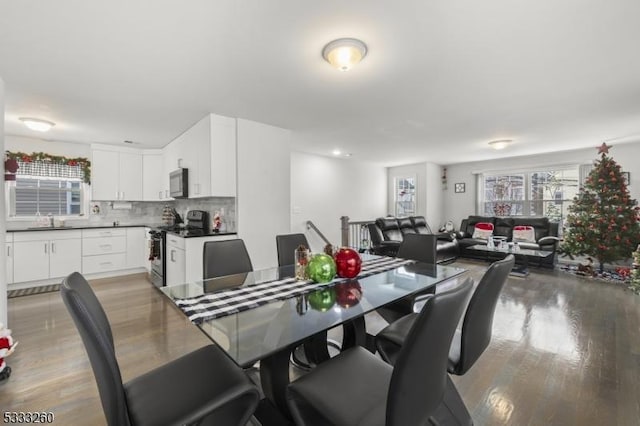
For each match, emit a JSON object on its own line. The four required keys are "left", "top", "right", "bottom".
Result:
{"left": 307, "top": 253, "right": 337, "bottom": 283}
{"left": 334, "top": 247, "right": 362, "bottom": 278}
{"left": 335, "top": 281, "right": 363, "bottom": 308}
{"left": 307, "top": 288, "right": 336, "bottom": 311}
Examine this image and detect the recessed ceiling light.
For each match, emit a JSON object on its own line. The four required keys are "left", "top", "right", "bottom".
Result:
{"left": 322, "top": 38, "right": 367, "bottom": 71}
{"left": 19, "top": 117, "right": 55, "bottom": 132}
{"left": 332, "top": 149, "right": 342, "bottom": 156}
{"left": 488, "top": 139, "right": 512, "bottom": 150}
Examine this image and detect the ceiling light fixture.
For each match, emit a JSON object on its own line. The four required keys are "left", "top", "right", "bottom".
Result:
{"left": 322, "top": 38, "right": 367, "bottom": 71}
{"left": 19, "top": 117, "right": 55, "bottom": 132}
{"left": 488, "top": 139, "right": 512, "bottom": 150}
{"left": 332, "top": 149, "right": 342, "bottom": 156}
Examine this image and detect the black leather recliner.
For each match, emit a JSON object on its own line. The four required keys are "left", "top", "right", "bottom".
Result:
{"left": 368, "top": 216, "right": 459, "bottom": 263}
{"left": 456, "top": 215, "right": 559, "bottom": 267}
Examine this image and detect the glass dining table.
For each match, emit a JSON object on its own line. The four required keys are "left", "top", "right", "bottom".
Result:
{"left": 161, "top": 254, "right": 466, "bottom": 416}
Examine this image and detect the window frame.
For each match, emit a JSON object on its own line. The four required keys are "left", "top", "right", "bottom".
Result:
{"left": 478, "top": 165, "right": 579, "bottom": 226}
{"left": 393, "top": 175, "right": 417, "bottom": 217}
{"left": 7, "top": 176, "right": 88, "bottom": 219}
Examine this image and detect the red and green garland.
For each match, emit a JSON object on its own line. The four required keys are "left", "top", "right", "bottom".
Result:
{"left": 5, "top": 151, "right": 91, "bottom": 184}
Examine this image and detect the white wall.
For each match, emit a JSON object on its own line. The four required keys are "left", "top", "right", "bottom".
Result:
{"left": 1, "top": 78, "right": 6, "bottom": 326}
{"left": 237, "top": 119, "right": 291, "bottom": 269}
{"left": 4, "top": 135, "right": 90, "bottom": 158}
{"left": 290, "top": 152, "right": 387, "bottom": 252}
{"left": 387, "top": 161, "right": 445, "bottom": 231}
{"left": 442, "top": 141, "right": 640, "bottom": 229}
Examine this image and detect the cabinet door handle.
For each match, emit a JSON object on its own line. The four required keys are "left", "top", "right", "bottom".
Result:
{"left": 170, "top": 249, "right": 175, "bottom": 262}
{"left": 7, "top": 245, "right": 10, "bottom": 257}
{"left": 159, "top": 191, "right": 163, "bottom": 199}
{"left": 44, "top": 242, "right": 48, "bottom": 254}
{"left": 116, "top": 191, "right": 119, "bottom": 200}
{"left": 51, "top": 242, "right": 56, "bottom": 253}
{"left": 100, "top": 244, "right": 112, "bottom": 250}
{"left": 100, "top": 231, "right": 112, "bottom": 236}
{"left": 121, "top": 191, "right": 125, "bottom": 199}
{"left": 100, "top": 262, "right": 113, "bottom": 266}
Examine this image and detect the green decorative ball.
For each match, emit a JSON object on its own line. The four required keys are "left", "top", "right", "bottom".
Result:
{"left": 307, "top": 288, "right": 337, "bottom": 312}
{"left": 307, "top": 253, "right": 337, "bottom": 283}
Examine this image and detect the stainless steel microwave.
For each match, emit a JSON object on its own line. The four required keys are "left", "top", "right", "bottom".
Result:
{"left": 169, "top": 168, "right": 188, "bottom": 198}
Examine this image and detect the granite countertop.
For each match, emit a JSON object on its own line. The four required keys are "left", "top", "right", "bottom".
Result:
{"left": 164, "top": 229, "right": 237, "bottom": 238}
{"left": 7, "top": 223, "right": 166, "bottom": 232}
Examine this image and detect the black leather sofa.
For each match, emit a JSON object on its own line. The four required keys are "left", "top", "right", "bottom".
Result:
{"left": 368, "top": 216, "right": 459, "bottom": 263}
{"left": 456, "top": 215, "right": 560, "bottom": 267}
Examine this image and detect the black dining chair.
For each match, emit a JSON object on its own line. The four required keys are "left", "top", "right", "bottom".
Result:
{"left": 276, "top": 233, "right": 309, "bottom": 267}
{"left": 376, "top": 254, "right": 515, "bottom": 372}
{"left": 286, "top": 278, "right": 474, "bottom": 426}
{"left": 203, "top": 239, "right": 253, "bottom": 280}
{"left": 60, "top": 272, "right": 260, "bottom": 426}
{"left": 377, "top": 233, "right": 438, "bottom": 324}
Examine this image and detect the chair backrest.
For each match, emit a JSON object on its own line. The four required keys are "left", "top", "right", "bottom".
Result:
{"left": 397, "top": 233, "right": 437, "bottom": 266}
{"left": 456, "top": 254, "right": 514, "bottom": 375}
{"left": 276, "top": 233, "right": 310, "bottom": 267}
{"left": 397, "top": 217, "right": 416, "bottom": 235}
{"left": 60, "top": 272, "right": 131, "bottom": 426}
{"left": 367, "top": 223, "right": 384, "bottom": 246}
{"left": 386, "top": 278, "right": 473, "bottom": 426}
{"left": 410, "top": 216, "right": 433, "bottom": 234}
{"left": 375, "top": 218, "right": 403, "bottom": 241}
{"left": 203, "top": 239, "right": 253, "bottom": 280}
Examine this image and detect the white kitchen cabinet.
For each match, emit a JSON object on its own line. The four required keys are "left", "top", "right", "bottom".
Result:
{"left": 49, "top": 238, "right": 83, "bottom": 278}
{"left": 82, "top": 228, "right": 128, "bottom": 274}
{"left": 143, "top": 152, "right": 164, "bottom": 201}
{"left": 13, "top": 230, "right": 82, "bottom": 283}
{"left": 164, "top": 233, "right": 237, "bottom": 286}
{"left": 165, "top": 234, "right": 186, "bottom": 286}
{"left": 210, "top": 114, "right": 237, "bottom": 197}
{"left": 91, "top": 146, "right": 143, "bottom": 201}
{"left": 161, "top": 140, "right": 181, "bottom": 200}
{"left": 126, "top": 227, "right": 147, "bottom": 269}
{"left": 162, "top": 113, "right": 236, "bottom": 199}
{"left": 6, "top": 234, "right": 14, "bottom": 285}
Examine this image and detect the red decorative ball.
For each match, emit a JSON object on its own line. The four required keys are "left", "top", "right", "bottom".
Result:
{"left": 334, "top": 248, "right": 362, "bottom": 278}
{"left": 335, "top": 281, "right": 362, "bottom": 308}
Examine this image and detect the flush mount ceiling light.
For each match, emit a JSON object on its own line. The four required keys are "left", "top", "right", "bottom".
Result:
{"left": 19, "top": 117, "right": 55, "bottom": 132}
{"left": 488, "top": 139, "right": 512, "bottom": 150}
{"left": 322, "top": 38, "right": 367, "bottom": 71}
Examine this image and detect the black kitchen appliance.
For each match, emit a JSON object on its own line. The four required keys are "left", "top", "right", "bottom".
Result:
{"left": 186, "top": 210, "right": 210, "bottom": 233}
{"left": 169, "top": 168, "right": 189, "bottom": 198}
{"left": 148, "top": 229, "right": 164, "bottom": 288}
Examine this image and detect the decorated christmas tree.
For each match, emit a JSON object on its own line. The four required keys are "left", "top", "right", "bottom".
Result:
{"left": 629, "top": 245, "right": 640, "bottom": 294}
{"left": 562, "top": 143, "right": 640, "bottom": 273}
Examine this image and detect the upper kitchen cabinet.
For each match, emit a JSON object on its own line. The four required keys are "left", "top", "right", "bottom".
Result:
{"left": 142, "top": 151, "right": 164, "bottom": 201}
{"left": 91, "top": 145, "right": 143, "bottom": 201}
{"left": 164, "top": 113, "right": 236, "bottom": 198}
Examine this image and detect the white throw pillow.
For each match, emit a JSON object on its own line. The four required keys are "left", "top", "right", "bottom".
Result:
{"left": 513, "top": 225, "right": 536, "bottom": 243}
{"left": 472, "top": 222, "right": 494, "bottom": 240}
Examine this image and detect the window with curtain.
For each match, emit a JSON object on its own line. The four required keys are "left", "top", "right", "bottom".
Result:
{"left": 480, "top": 167, "right": 579, "bottom": 225}
{"left": 7, "top": 155, "right": 88, "bottom": 217}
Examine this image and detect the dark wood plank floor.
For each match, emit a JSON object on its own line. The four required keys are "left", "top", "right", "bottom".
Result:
{"left": 1, "top": 262, "right": 639, "bottom": 425}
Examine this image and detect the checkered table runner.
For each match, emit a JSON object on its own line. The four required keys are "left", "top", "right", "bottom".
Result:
{"left": 176, "top": 256, "right": 414, "bottom": 323}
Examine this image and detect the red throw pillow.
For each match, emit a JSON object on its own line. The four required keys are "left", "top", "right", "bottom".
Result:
{"left": 513, "top": 225, "right": 536, "bottom": 243}
{"left": 472, "top": 222, "right": 494, "bottom": 240}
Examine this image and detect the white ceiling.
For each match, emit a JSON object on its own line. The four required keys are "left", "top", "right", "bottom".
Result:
{"left": 1, "top": 0, "right": 639, "bottom": 166}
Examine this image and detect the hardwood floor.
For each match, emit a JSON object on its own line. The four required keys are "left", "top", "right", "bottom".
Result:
{"left": 1, "top": 263, "right": 639, "bottom": 425}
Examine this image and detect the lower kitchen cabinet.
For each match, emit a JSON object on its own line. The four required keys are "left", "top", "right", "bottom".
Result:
{"left": 165, "top": 233, "right": 237, "bottom": 286}
{"left": 6, "top": 235, "right": 13, "bottom": 284}
{"left": 82, "top": 228, "right": 127, "bottom": 274}
{"left": 12, "top": 230, "right": 82, "bottom": 283}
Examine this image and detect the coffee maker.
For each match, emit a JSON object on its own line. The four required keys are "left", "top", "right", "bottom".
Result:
{"left": 186, "top": 210, "right": 210, "bottom": 233}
